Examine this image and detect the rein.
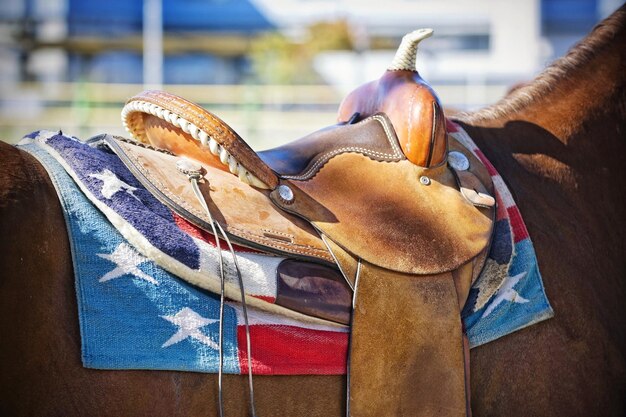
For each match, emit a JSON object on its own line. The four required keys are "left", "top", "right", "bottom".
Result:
{"left": 177, "top": 158, "right": 257, "bottom": 417}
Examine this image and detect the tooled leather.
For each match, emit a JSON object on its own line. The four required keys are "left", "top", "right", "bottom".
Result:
{"left": 260, "top": 114, "right": 405, "bottom": 181}
{"left": 107, "top": 137, "right": 334, "bottom": 263}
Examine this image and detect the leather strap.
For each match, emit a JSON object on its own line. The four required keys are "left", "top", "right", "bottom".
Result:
{"left": 348, "top": 263, "right": 469, "bottom": 417}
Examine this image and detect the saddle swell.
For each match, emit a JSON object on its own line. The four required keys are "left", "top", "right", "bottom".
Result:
{"left": 338, "top": 70, "right": 448, "bottom": 168}
{"left": 338, "top": 29, "right": 448, "bottom": 169}
{"left": 114, "top": 28, "right": 496, "bottom": 417}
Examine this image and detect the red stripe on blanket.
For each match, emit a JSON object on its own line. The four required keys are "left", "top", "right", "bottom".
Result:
{"left": 495, "top": 191, "right": 509, "bottom": 221}
{"left": 237, "top": 325, "right": 348, "bottom": 375}
{"left": 446, "top": 119, "right": 459, "bottom": 132}
{"left": 172, "top": 212, "right": 262, "bottom": 253}
{"left": 251, "top": 295, "right": 277, "bottom": 303}
{"left": 507, "top": 206, "right": 529, "bottom": 243}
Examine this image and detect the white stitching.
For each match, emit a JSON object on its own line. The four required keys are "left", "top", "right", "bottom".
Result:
{"left": 281, "top": 114, "right": 405, "bottom": 181}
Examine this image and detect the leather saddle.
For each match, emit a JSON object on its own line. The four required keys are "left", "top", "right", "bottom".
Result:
{"left": 106, "top": 29, "right": 495, "bottom": 417}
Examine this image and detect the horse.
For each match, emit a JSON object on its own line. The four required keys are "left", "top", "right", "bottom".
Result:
{"left": 1, "top": 5, "right": 624, "bottom": 416}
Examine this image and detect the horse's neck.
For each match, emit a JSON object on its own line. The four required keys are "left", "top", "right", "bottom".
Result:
{"left": 459, "top": 6, "right": 625, "bottom": 204}
{"left": 462, "top": 6, "right": 626, "bottom": 138}
{"left": 461, "top": 87, "right": 625, "bottom": 202}
{"left": 457, "top": 7, "right": 625, "bottom": 263}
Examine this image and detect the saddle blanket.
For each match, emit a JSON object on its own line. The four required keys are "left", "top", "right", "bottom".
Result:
{"left": 17, "top": 126, "right": 552, "bottom": 375}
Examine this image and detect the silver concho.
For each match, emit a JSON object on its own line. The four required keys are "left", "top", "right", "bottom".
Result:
{"left": 176, "top": 157, "right": 204, "bottom": 178}
{"left": 447, "top": 151, "right": 470, "bottom": 171}
{"left": 277, "top": 184, "right": 295, "bottom": 203}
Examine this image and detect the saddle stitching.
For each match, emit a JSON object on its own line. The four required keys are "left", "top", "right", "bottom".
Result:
{"left": 226, "top": 225, "right": 324, "bottom": 256}
{"left": 281, "top": 114, "right": 405, "bottom": 181}
{"left": 261, "top": 229, "right": 295, "bottom": 241}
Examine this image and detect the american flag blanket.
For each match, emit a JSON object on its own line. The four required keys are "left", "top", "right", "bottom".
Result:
{"left": 17, "top": 125, "right": 552, "bottom": 375}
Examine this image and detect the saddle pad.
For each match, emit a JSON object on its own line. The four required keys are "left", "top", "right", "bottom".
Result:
{"left": 448, "top": 121, "right": 554, "bottom": 346}
{"left": 17, "top": 127, "right": 552, "bottom": 374}
{"left": 18, "top": 131, "right": 348, "bottom": 375}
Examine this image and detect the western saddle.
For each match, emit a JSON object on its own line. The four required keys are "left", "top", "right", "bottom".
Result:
{"left": 106, "top": 29, "right": 495, "bottom": 417}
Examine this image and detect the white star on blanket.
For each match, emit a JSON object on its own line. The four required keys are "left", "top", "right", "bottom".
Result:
{"left": 89, "top": 169, "right": 140, "bottom": 201}
{"left": 161, "top": 307, "right": 219, "bottom": 349}
{"left": 481, "top": 272, "right": 529, "bottom": 318}
{"left": 97, "top": 243, "right": 158, "bottom": 284}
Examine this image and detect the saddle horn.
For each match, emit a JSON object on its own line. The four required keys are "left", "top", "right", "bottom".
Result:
{"left": 388, "top": 28, "right": 433, "bottom": 71}
{"left": 338, "top": 28, "right": 447, "bottom": 168}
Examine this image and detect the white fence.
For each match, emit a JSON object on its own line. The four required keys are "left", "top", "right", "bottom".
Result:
{"left": 0, "top": 82, "right": 509, "bottom": 147}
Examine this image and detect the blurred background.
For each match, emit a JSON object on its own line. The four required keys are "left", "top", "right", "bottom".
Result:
{"left": 0, "top": 0, "right": 620, "bottom": 147}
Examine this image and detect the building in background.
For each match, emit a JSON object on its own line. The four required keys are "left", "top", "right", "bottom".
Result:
{"left": 0, "top": 0, "right": 621, "bottom": 144}
{"left": 0, "top": 0, "right": 274, "bottom": 85}
{"left": 2, "top": 0, "right": 619, "bottom": 87}
{"left": 256, "top": 0, "right": 619, "bottom": 103}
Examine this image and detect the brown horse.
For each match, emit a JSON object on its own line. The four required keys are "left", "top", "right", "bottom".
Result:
{"left": 1, "top": 6, "right": 625, "bottom": 417}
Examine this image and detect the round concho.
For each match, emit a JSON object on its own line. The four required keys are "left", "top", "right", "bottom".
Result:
{"left": 277, "top": 184, "right": 295, "bottom": 203}
{"left": 176, "top": 157, "right": 204, "bottom": 178}
{"left": 447, "top": 151, "right": 470, "bottom": 171}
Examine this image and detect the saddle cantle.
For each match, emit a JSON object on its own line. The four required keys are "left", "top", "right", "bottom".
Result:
{"left": 109, "top": 29, "right": 496, "bottom": 417}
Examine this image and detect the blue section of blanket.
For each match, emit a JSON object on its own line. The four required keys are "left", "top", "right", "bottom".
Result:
{"left": 47, "top": 133, "right": 201, "bottom": 269}
{"left": 18, "top": 131, "right": 554, "bottom": 373}
{"left": 463, "top": 238, "right": 553, "bottom": 347}
{"left": 19, "top": 133, "right": 241, "bottom": 373}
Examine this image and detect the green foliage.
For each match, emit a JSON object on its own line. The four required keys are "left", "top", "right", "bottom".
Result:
{"left": 250, "top": 20, "right": 354, "bottom": 85}
{"left": 308, "top": 20, "right": 353, "bottom": 52}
